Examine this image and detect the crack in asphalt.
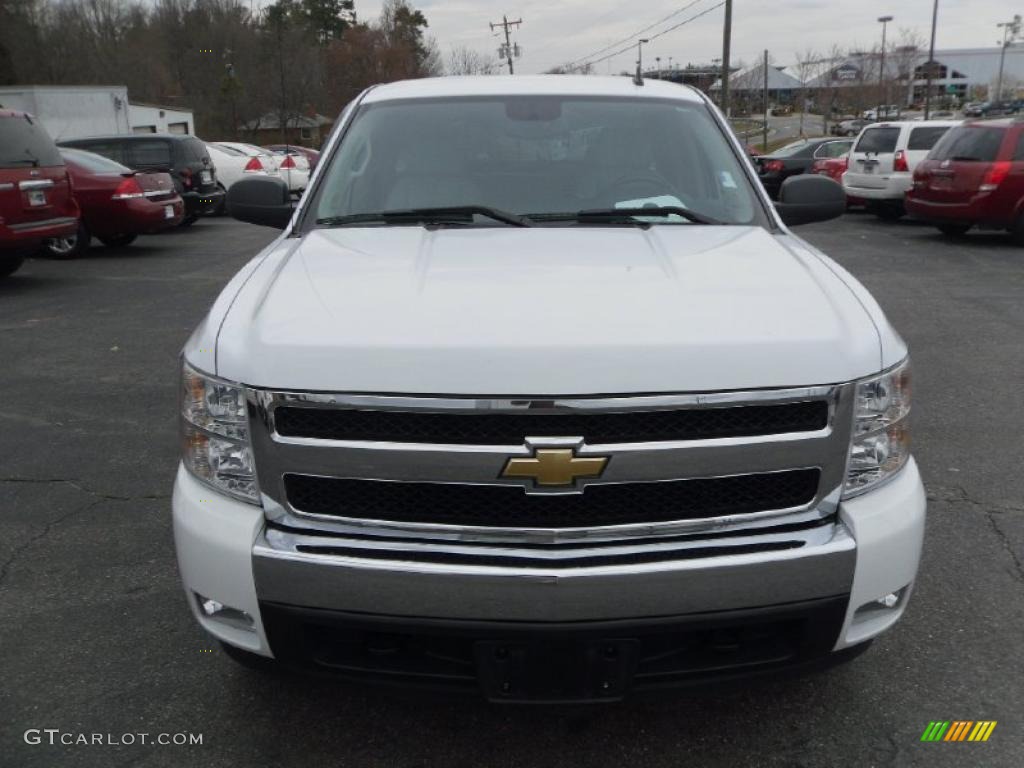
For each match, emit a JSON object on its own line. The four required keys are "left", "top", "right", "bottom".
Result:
{"left": 0, "top": 477, "right": 171, "bottom": 589}
{"left": 0, "top": 498, "right": 102, "bottom": 588}
{"left": 929, "top": 484, "right": 1024, "bottom": 584}
{"left": 0, "top": 476, "right": 170, "bottom": 503}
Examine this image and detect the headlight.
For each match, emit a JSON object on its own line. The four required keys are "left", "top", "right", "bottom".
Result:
{"left": 180, "top": 362, "right": 259, "bottom": 504}
{"left": 843, "top": 358, "right": 911, "bottom": 497}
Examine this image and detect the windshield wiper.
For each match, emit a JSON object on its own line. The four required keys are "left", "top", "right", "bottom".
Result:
{"left": 3, "top": 158, "right": 40, "bottom": 167}
{"left": 317, "top": 206, "right": 533, "bottom": 228}
{"left": 529, "top": 207, "right": 722, "bottom": 226}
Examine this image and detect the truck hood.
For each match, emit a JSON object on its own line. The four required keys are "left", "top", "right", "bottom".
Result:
{"left": 215, "top": 226, "right": 884, "bottom": 394}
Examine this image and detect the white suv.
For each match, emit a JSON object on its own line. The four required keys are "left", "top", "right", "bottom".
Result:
{"left": 843, "top": 120, "right": 960, "bottom": 218}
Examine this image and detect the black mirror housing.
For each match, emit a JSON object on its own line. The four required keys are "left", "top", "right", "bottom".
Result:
{"left": 774, "top": 175, "right": 846, "bottom": 226}
{"left": 227, "top": 176, "right": 293, "bottom": 229}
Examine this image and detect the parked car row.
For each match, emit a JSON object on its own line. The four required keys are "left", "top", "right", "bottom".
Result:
{"left": 750, "top": 115, "right": 1023, "bottom": 244}
{"left": 1, "top": 109, "right": 322, "bottom": 277}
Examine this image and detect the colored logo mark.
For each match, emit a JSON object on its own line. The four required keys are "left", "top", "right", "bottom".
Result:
{"left": 920, "top": 721, "right": 997, "bottom": 742}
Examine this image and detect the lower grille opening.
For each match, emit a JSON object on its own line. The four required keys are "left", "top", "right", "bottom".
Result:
{"left": 283, "top": 469, "right": 821, "bottom": 528}
{"left": 260, "top": 597, "right": 849, "bottom": 700}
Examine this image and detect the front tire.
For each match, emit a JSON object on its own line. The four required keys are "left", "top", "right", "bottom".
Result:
{"left": 45, "top": 222, "right": 89, "bottom": 259}
{"left": 98, "top": 234, "right": 138, "bottom": 248}
{"left": 219, "top": 642, "right": 278, "bottom": 673}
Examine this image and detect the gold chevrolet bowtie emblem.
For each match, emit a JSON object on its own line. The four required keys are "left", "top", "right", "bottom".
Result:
{"left": 501, "top": 449, "right": 609, "bottom": 487}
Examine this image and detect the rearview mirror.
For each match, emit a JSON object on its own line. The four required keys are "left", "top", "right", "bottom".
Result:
{"left": 227, "top": 176, "right": 293, "bottom": 229}
{"left": 774, "top": 175, "right": 846, "bottom": 226}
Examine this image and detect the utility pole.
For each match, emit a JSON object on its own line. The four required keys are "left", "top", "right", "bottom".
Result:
{"left": 721, "top": 0, "right": 733, "bottom": 115}
{"left": 762, "top": 50, "right": 769, "bottom": 151}
{"left": 924, "top": 0, "right": 939, "bottom": 119}
{"left": 995, "top": 16, "right": 1022, "bottom": 102}
{"left": 490, "top": 15, "right": 522, "bottom": 75}
{"left": 656, "top": 56, "right": 661, "bottom": 78}
{"left": 877, "top": 16, "right": 893, "bottom": 118}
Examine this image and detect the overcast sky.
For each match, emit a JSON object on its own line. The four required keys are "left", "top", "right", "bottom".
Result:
{"left": 354, "top": 0, "right": 1019, "bottom": 74}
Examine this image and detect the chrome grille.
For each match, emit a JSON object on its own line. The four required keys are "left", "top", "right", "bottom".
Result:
{"left": 248, "top": 386, "right": 853, "bottom": 550}
{"left": 283, "top": 470, "right": 821, "bottom": 528}
{"left": 273, "top": 400, "right": 829, "bottom": 445}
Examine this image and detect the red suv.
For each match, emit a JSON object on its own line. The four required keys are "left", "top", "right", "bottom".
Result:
{"left": 0, "top": 111, "right": 79, "bottom": 278}
{"left": 907, "top": 118, "right": 1024, "bottom": 243}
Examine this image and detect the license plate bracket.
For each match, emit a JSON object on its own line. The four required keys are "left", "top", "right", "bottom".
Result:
{"left": 28, "top": 190, "right": 47, "bottom": 206}
{"left": 164, "top": 204, "right": 175, "bottom": 219}
{"left": 476, "top": 639, "right": 639, "bottom": 703}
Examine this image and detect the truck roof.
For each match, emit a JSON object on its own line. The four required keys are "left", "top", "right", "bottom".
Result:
{"left": 362, "top": 75, "right": 705, "bottom": 104}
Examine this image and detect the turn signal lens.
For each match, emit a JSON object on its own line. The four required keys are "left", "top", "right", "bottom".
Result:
{"left": 243, "top": 156, "right": 264, "bottom": 173}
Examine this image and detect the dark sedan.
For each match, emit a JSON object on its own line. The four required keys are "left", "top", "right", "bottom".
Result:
{"left": 755, "top": 138, "right": 853, "bottom": 200}
{"left": 44, "top": 148, "right": 183, "bottom": 258}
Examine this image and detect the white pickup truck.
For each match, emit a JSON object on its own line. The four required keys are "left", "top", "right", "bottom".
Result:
{"left": 174, "top": 76, "right": 925, "bottom": 703}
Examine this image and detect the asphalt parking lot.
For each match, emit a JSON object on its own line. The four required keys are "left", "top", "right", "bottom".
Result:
{"left": 1, "top": 214, "right": 1022, "bottom": 768}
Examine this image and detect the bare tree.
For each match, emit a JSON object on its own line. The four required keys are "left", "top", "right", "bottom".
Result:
{"left": 793, "top": 48, "right": 821, "bottom": 136}
{"left": 447, "top": 46, "right": 500, "bottom": 76}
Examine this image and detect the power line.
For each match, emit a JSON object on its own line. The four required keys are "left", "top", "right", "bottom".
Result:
{"left": 562, "top": 0, "right": 708, "bottom": 70}
{"left": 570, "top": 1, "right": 727, "bottom": 72}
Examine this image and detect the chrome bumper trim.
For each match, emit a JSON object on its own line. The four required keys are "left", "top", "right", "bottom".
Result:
{"left": 252, "top": 521, "right": 856, "bottom": 621}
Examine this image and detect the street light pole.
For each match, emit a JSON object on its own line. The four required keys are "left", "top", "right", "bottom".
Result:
{"left": 637, "top": 38, "right": 649, "bottom": 74}
{"left": 721, "top": 0, "right": 733, "bottom": 115}
{"left": 995, "top": 16, "right": 1022, "bottom": 102}
{"left": 656, "top": 56, "right": 661, "bottom": 79}
{"left": 924, "top": 0, "right": 939, "bottom": 119}
{"left": 877, "top": 15, "right": 893, "bottom": 118}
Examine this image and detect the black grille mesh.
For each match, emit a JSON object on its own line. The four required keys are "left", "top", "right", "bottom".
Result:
{"left": 283, "top": 469, "right": 821, "bottom": 528}
{"left": 274, "top": 401, "right": 829, "bottom": 445}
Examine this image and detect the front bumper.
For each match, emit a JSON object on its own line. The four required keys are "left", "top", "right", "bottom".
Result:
{"left": 172, "top": 459, "right": 926, "bottom": 696}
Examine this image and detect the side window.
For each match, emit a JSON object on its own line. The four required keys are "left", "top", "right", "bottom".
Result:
{"left": 1014, "top": 132, "right": 1024, "bottom": 161}
{"left": 130, "top": 140, "right": 173, "bottom": 167}
{"left": 816, "top": 141, "right": 850, "bottom": 159}
{"left": 908, "top": 126, "right": 950, "bottom": 151}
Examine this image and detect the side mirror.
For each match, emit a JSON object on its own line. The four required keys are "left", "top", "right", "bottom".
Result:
{"left": 227, "top": 176, "right": 293, "bottom": 229}
{"left": 774, "top": 174, "right": 846, "bottom": 226}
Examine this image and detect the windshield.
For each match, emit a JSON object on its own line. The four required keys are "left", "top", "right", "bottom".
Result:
{"left": 310, "top": 96, "right": 760, "bottom": 227}
{"left": 855, "top": 127, "right": 900, "bottom": 155}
